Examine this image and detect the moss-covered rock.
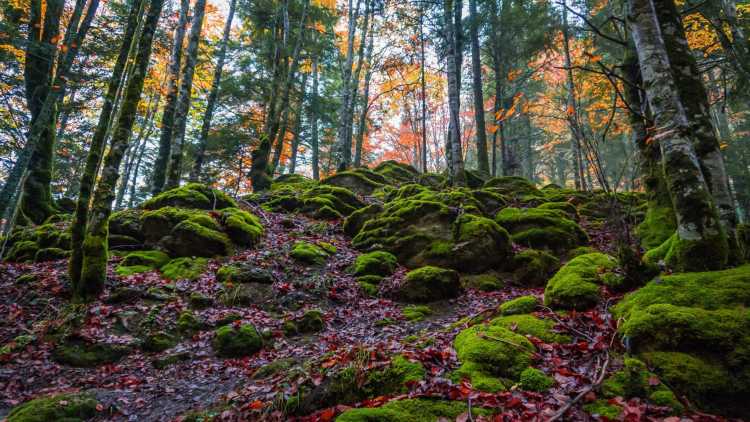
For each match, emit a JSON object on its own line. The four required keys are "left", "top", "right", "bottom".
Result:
{"left": 583, "top": 400, "right": 622, "bottom": 419}
{"left": 499, "top": 295, "right": 539, "bottom": 315}
{"left": 510, "top": 249, "right": 559, "bottom": 286}
{"left": 109, "top": 209, "right": 144, "bottom": 241}
{"left": 7, "top": 393, "right": 98, "bottom": 422}
{"left": 161, "top": 257, "right": 208, "bottom": 281}
{"left": 290, "top": 241, "right": 334, "bottom": 265}
{"left": 4, "top": 240, "right": 39, "bottom": 262}
{"left": 177, "top": 310, "right": 204, "bottom": 334}
{"left": 218, "top": 207, "right": 263, "bottom": 247}
{"left": 216, "top": 262, "right": 274, "bottom": 284}
{"left": 52, "top": 338, "right": 131, "bottom": 367}
{"left": 336, "top": 399, "right": 475, "bottom": 422}
{"left": 34, "top": 247, "right": 68, "bottom": 262}
{"left": 598, "top": 357, "right": 683, "bottom": 414}
{"left": 402, "top": 305, "right": 432, "bottom": 321}
{"left": 490, "top": 314, "right": 570, "bottom": 343}
{"left": 544, "top": 253, "right": 620, "bottom": 310}
{"left": 212, "top": 324, "right": 263, "bottom": 358}
{"left": 142, "top": 331, "right": 177, "bottom": 353}
{"left": 116, "top": 250, "right": 170, "bottom": 276}
{"left": 343, "top": 203, "right": 383, "bottom": 237}
{"left": 143, "top": 183, "right": 236, "bottom": 210}
{"left": 373, "top": 160, "right": 419, "bottom": 184}
{"left": 496, "top": 207, "right": 588, "bottom": 252}
{"left": 284, "top": 309, "right": 325, "bottom": 335}
{"left": 460, "top": 273, "right": 504, "bottom": 291}
{"left": 519, "top": 367, "right": 554, "bottom": 392}
{"left": 353, "top": 251, "right": 397, "bottom": 276}
{"left": 396, "top": 266, "right": 461, "bottom": 303}
{"left": 162, "top": 220, "right": 233, "bottom": 257}
{"left": 484, "top": 176, "right": 540, "bottom": 197}
{"left": 537, "top": 201, "right": 578, "bottom": 219}
{"left": 322, "top": 170, "right": 384, "bottom": 195}
{"left": 357, "top": 275, "right": 383, "bottom": 296}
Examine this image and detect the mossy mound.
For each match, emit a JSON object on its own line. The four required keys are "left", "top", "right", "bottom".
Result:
{"left": 343, "top": 204, "right": 383, "bottom": 237}
{"left": 357, "top": 275, "right": 383, "bottom": 296}
{"left": 496, "top": 207, "right": 588, "bottom": 252}
{"left": 452, "top": 323, "right": 535, "bottom": 392}
{"left": 460, "top": 272, "right": 504, "bottom": 291}
{"left": 353, "top": 251, "right": 397, "bottom": 276}
{"left": 499, "top": 295, "right": 539, "bottom": 315}
{"left": 597, "top": 357, "right": 683, "bottom": 414}
{"left": 161, "top": 257, "right": 209, "bottom": 281}
{"left": 613, "top": 265, "right": 750, "bottom": 417}
{"left": 322, "top": 170, "right": 385, "bottom": 196}
{"left": 353, "top": 199, "right": 512, "bottom": 273}
{"left": 519, "top": 367, "right": 554, "bottom": 392}
{"left": 143, "top": 183, "right": 236, "bottom": 210}
{"left": 265, "top": 184, "right": 365, "bottom": 219}
{"left": 116, "top": 250, "right": 170, "bottom": 276}
{"left": 142, "top": 331, "right": 177, "bottom": 353}
{"left": 402, "top": 305, "right": 432, "bottom": 321}
{"left": 212, "top": 324, "right": 263, "bottom": 358}
{"left": 644, "top": 232, "right": 729, "bottom": 272}
{"left": 537, "top": 201, "right": 578, "bottom": 219}
{"left": 290, "top": 241, "right": 335, "bottom": 265}
{"left": 7, "top": 393, "right": 98, "bottom": 422}
{"left": 483, "top": 176, "right": 541, "bottom": 198}
{"left": 336, "top": 399, "right": 475, "bottom": 422}
{"left": 510, "top": 249, "right": 559, "bottom": 286}
{"left": 283, "top": 309, "right": 325, "bottom": 335}
{"left": 52, "top": 337, "right": 131, "bottom": 367}
{"left": 2, "top": 222, "right": 71, "bottom": 262}
{"left": 490, "top": 314, "right": 570, "bottom": 343}
{"left": 217, "top": 207, "right": 263, "bottom": 246}
{"left": 216, "top": 262, "right": 274, "bottom": 284}
{"left": 373, "top": 160, "right": 419, "bottom": 184}
{"left": 396, "top": 266, "right": 461, "bottom": 303}
{"left": 109, "top": 209, "right": 145, "bottom": 241}
{"left": 544, "top": 253, "right": 621, "bottom": 310}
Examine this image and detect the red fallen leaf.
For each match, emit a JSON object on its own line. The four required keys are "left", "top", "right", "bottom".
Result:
{"left": 506, "top": 397, "right": 522, "bottom": 408}
{"left": 583, "top": 391, "right": 597, "bottom": 402}
{"left": 321, "top": 358, "right": 337, "bottom": 368}
{"left": 576, "top": 341, "right": 589, "bottom": 351}
{"left": 555, "top": 367, "right": 577, "bottom": 377}
{"left": 648, "top": 375, "right": 660, "bottom": 386}
{"left": 319, "top": 407, "right": 336, "bottom": 421}
{"left": 247, "top": 400, "right": 264, "bottom": 410}
{"left": 96, "top": 403, "right": 104, "bottom": 412}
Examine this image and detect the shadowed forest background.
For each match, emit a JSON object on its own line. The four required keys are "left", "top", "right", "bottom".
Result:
{"left": 1, "top": 0, "right": 750, "bottom": 420}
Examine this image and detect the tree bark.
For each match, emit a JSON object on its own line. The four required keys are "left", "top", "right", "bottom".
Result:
{"left": 151, "top": 0, "right": 189, "bottom": 195}
{"left": 628, "top": 0, "right": 728, "bottom": 271}
{"left": 354, "top": 22, "right": 375, "bottom": 168}
{"left": 420, "top": 7, "right": 428, "bottom": 173}
{"left": 289, "top": 71, "right": 309, "bottom": 174}
{"left": 311, "top": 55, "right": 320, "bottom": 181}
{"left": 468, "top": 0, "right": 489, "bottom": 174}
{"left": 444, "top": 0, "right": 465, "bottom": 186}
{"left": 190, "top": 0, "right": 237, "bottom": 182}
{"left": 562, "top": 0, "right": 586, "bottom": 190}
{"left": 78, "top": 0, "right": 165, "bottom": 300}
{"left": 334, "top": 0, "right": 363, "bottom": 171}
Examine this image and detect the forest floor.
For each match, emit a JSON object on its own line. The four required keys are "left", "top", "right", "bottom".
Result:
{"left": 0, "top": 204, "right": 733, "bottom": 421}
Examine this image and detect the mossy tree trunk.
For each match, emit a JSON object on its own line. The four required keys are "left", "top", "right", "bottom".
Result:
{"left": 311, "top": 55, "right": 320, "bottom": 181}
{"left": 0, "top": 0, "right": 98, "bottom": 226}
{"left": 165, "top": 0, "right": 207, "bottom": 190}
{"left": 151, "top": 0, "right": 189, "bottom": 195}
{"left": 444, "top": 0, "right": 466, "bottom": 187}
{"left": 652, "top": 0, "right": 740, "bottom": 262}
{"left": 78, "top": 0, "right": 164, "bottom": 300}
{"left": 189, "top": 0, "right": 237, "bottom": 182}
{"left": 561, "top": 0, "right": 587, "bottom": 191}
{"left": 468, "top": 0, "right": 489, "bottom": 175}
{"left": 116, "top": 90, "right": 159, "bottom": 209}
{"left": 334, "top": 0, "right": 363, "bottom": 172}
{"left": 628, "top": 0, "right": 728, "bottom": 271}
{"left": 69, "top": 0, "right": 144, "bottom": 286}
{"left": 343, "top": 1, "right": 372, "bottom": 165}
{"left": 353, "top": 31, "right": 374, "bottom": 168}
{"left": 289, "top": 71, "right": 309, "bottom": 174}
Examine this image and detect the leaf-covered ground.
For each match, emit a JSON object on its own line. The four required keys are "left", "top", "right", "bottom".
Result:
{"left": 0, "top": 203, "right": 735, "bottom": 421}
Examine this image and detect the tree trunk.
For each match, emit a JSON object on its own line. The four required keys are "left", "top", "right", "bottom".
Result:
{"left": 190, "top": 0, "right": 237, "bottom": 182}
{"left": 151, "top": 0, "right": 189, "bottom": 195}
{"left": 128, "top": 132, "right": 150, "bottom": 208}
{"left": 311, "top": 55, "right": 320, "bottom": 181}
{"left": 354, "top": 23, "right": 375, "bottom": 168}
{"left": 289, "top": 71, "right": 309, "bottom": 174}
{"left": 165, "top": 0, "right": 207, "bottom": 190}
{"left": 420, "top": 8, "right": 428, "bottom": 173}
{"left": 468, "top": 0, "right": 489, "bottom": 174}
{"left": 444, "top": 0, "right": 465, "bottom": 186}
{"left": 628, "top": 0, "right": 728, "bottom": 271}
{"left": 116, "top": 91, "right": 158, "bottom": 209}
{"left": 561, "top": 0, "right": 586, "bottom": 190}
{"left": 334, "top": 0, "right": 363, "bottom": 171}
{"left": 69, "top": 0, "right": 144, "bottom": 285}
{"left": 78, "top": 0, "right": 165, "bottom": 300}
{"left": 344, "top": 0, "right": 372, "bottom": 161}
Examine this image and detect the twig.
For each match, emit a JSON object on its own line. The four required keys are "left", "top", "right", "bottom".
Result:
{"left": 478, "top": 333, "right": 527, "bottom": 351}
{"left": 539, "top": 306, "right": 594, "bottom": 342}
{"left": 467, "top": 396, "right": 474, "bottom": 422}
{"left": 547, "top": 349, "right": 611, "bottom": 422}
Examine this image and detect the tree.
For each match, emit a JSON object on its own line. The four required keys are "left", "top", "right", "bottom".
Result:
{"left": 444, "top": 0, "right": 465, "bottom": 186}
{"left": 78, "top": 0, "right": 165, "bottom": 300}
{"left": 468, "top": 0, "right": 489, "bottom": 174}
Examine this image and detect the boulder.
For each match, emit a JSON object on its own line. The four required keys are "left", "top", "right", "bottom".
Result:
{"left": 396, "top": 266, "right": 461, "bottom": 303}
{"left": 544, "top": 253, "right": 620, "bottom": 310}
{"left": 496, "top": 207, "right": 588, "bottom": 252}
{"left": 212, "top": 324, "right": 263, "bottom": 358}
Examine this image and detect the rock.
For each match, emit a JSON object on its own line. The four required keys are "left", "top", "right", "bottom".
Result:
{"left": 343, "top": 204, "right": 383, "bottom": 237}
{"left": 499, "top": 295, "right": 539, "bottom": 315}
{"left": 189, "top": 292, "right": 213, "bottom": 309}
{"left": 34, "top": 247, "right": 68, "bottom": 262}
{"left": 143, "top": 183, "right": 237, "bottom": 210}
{"left": 216, "top": 262, "right": 274, "bottom": 284}
{"left": 544, "top": 253, "right": 620, "bottom": 310}
{"left": 283, "top": 309, "right": 325, "bottom": 336}
{"left": 353, "top": 251, "right": 397, "bottom": 276}
{"left": 161, "top": 257, "right": 209, "bottom": 281}
{"left": 116, "top": 250, "right": 170, "bottom": 276}
{"left": 161, "top": 220, "right": 233, "bottom": 257}
{"left": 510, "top": 249, "right": 559, "bottom": 286}
{"left": 460, "top": 273, "right": 504, "bottom": 291}
{"left": 396, "top": 266, "right": 461, "bottom": 303}
{"left": 496, "top": 207, "right": 588, "bottom": 252}
{"left": 290, "top": 241, "right": 334, "bottom": 265}
{"left": 177, "top": 310, "right": 204, "bottom": 334}
{"left": 212, "top": 324, "right": 263, "bottom": 358}
{"left": 109, "top": 209, "right": 145, "bottom": 241}
{"left": 218, "top": 207, "right": 264, "bottom": 247}
{"left": 321, "top": 170, "right": 384, "bottom": 195}
{"left": 52, "top": 337, "right": 131, "bottom": 367}
{"left": 373, "top": 160, "right": 419, "bottom": 184}
{"left": 6, "top": 392, "right": 98, "bottom": 422}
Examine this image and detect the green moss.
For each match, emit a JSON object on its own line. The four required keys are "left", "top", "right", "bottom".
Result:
{"left": 285, "top": 309, "right": 325, "bottom": 335}
{"left": 212, "top": 324, "right": 263, "bottom": 358}
{"left": 491, "top": 314, "right": 570, "bottom": 343}
{"left": 649, "top": 389, "right": 684, "bottom": 413}
{"left": 177, "top": 310, "right": 203, "bottom": 334}
{"left": 7, "top": 393, "right": 98, "bottom": 422}
{"left": 402, "top": 305, "right": 432, "bottom": 321}
{"left": 109, "top": 209, "right": 144, "bottom": 240}
{"left": 449, "top": 361, "right": 508, "bottom": 392}
{"left": 583, "top": 400, "right": 622, "bottom": 419}
{"left": 496, "top": 207, "right": 588, "bottom": 251}
{"left": 354, "top": 251, "right": 398, "bottom": 276}
{"left": 483, "top": 176, "right": 540, "bottom": 197}
{"left": 568, "top": 246, "right": 598, "bottom": 258}
{"left": 216, "top": 263, "right": 273, "bottom": 284}
{"left": 166, "top": 220, "right": 233, "bottom": 257}
{"left": 537, "top": 201, "right": 578, "bottom": 219}
{"left": 366, "top": 355, "right": 425, "bottom": 394}
{"left": 460, "top": 273, "right": 504, "bottom": 291}
{"left": 641, "top": 351, "right": 731, "bottom": 405}
{"left": 116, "top": 250, "right": 170, "bottom": 276}
{"left": 645, "top": 232, "right": 729, "bottom": 273}
{"left": 115, "top": 265, "right": 153, "bottom": 276}
{"left": 544, "top": 253, "right": 619, "bottom": 310}
{"left": 336, "top": 399, "right": 473, "bottom": 422}
{"left": 453, "top": 322, "right": 535, "bottom": 391}
{"left": 511, "top": 249, "right": 559, "bottom": 287}
{"left": 161, "top": 257, "right": 208, "bottom": 281}
{"left": 189, "top": 292, "right": 213, "bottom": 309}
{"left": 4, "top": 240, "right": 38, "bottom": 262}
{"left": 343, "top": 204, "right": 383, "bottom": 237}
{"left": 140, "top": 206, "right": 219, "bottom": 243}
{"left": 34, "top": 247, "right": 68, "bottom": 262}
{"left": 52, "top": 339, "right": 131, "bottom": 367}
{"left": 499, "top": 295, "right": 539, "bottom": 315}
{"left": 397, "top": 266, "right": 461, "bottom": 303}
{"left": 219, "top": 207, "right": 263, "bottom": 247}
{"left": 637, "top": 205, "right": 676, "bottom": 250}
{"left": 357, "top": 275, "right": 382, "bottom": 296}
{"left": 373, "top": 160, "right": 419, "bottom": 184}
{"left": 143, "top": 183, "right": 236, "bottom": 210}
{"left": 142, "top": 331, "right": 177, "bottom": 352}
{"left": 519, "top": 367, "right": 554, "bottom": 391}
{"left": 290, "top": 241, "right": 334, "bottom": 265}
{"left": 322, "top": 170, "right": 385, "bottom": 195}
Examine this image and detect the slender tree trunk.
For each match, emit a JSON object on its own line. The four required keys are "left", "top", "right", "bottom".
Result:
{"left": 69, "top": 0, "right": 144, "bottom": 285}
{"left": 289, "top": 71, "right": 309, "bottom": 174}
{"left": 151, "top": 0, "right": 189, "bottom": 194}
{"left": 354, "top": 23, "right": 375, "bottom": 168}
{"left": 628, "top": 0, "right": 728, "bottom": 271}
{"left": 78, "top": 0, "right": 164, "bottom": 300}
{"left": 334, "top": 0, "right": 363, "bottom": 171}
{"left": 344, "top": 0, "right": 372, "bottom": 159}
{"left": 444, "top": 0, "right": 465, "bottom": 186}
{"left": 561, "top": 0, "right": 586, "bottom": 190}
{"left": 420, "top": 8, "right": 428, "bottom": 173}
{"left": 468, "top": 0, "right": 489, "bottom": 174}
{"left": 127, "top": 137, "right": 149, "bottom": 208}
{"left": 311, "top": 55, "right": 320, "bottom": 181}
{"left": 116, "top": 91, "right": 158, "bottom": 209}
{"left": 190, "top": 0, "right": 237, "bottom": 182}
{"left": 488, "top": 0, "right": 504, "bottom": 177}
{"left": 165, "top": 0, "right": 207, "bottom": 190}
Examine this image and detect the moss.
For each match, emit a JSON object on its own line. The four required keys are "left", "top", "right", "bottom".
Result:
{"left": 143, "top": 183, "right": 236, "bottom": 210}
{"left": 402, "top": 305, "right": 432, "bottom": 321}
{"left": 641, "top": 351, "right": 731, "bottom": 405}
{"left": 216, "top": 263, "right": 274, "bottom": 284}
{"left": 142, "top": 331, "right": 177, "bottom": 352}
{"left": 354, "top": 251, "right": 397, "bottom": 276}
{"left": 568, "top": 246, "right": 597, "bottom": 258}
{"left": 253, "top": 357, "right": 297, "bottom": 379}
{"left": 109, "top": 209, "right": 144, "bottom": 240}
{"left": 115, "top": 265, "right": 152, "bottom": 276}
{"left": 453, "top": 214, "right": 512, "bottom": 272}
{"left": 212, "top": 324, "right": 263, "bottom": 358}
{"left": 4, "top": 240, "right": 38, "bottom": 262}
{"left": 343, "top": 204, "right": 383, "bottom": 237}
{"left": 177, "top": 310, "right": 203, "bottom": 334}
{"left": 519, "top": 367, "right": 554, "bottom": 391}
{"left": 583, "top": 400, "right": 622, "bottom": 419}
{"left": 366, "top": 355, "right": 425, "bottom": 394}
{"left": 189, "top": 292, "right": 213, "bottom": 309}
{"left": 0, "top": 335, "right": 35, "bottom": 355}
{"left": 219, "top": 207, "right": 263, "bottom": 247}
{"left": 511, "top": 249, "right": 559, "bottom": 287}
{"left": 537, "top": 201, "right": 578, "bottom": 219}
{"left": 34, "top": 247, "right": 68, "bottom": 262}
{"left": 499, "top": 295, "right": 539, "bottom": 315}
{"left": 738, "top": 223, "right": 750, "bottom": 262}
{"left": 140, "top": 206, "right": 219, "bottom": 243}
{"left": 78, "top": 234, "right": 108, "bottom": 299}
{"left": 449, "top": 361, "right": 508, "bottom": 392}
{"left": 16, "top": 273, "right": 37, "bottom": 284}
{"left": 357, "top": 276, "right": 382, "bottom": 296}
{"left": 285, "top": 310, "right": 325, "bottom": 335}
{"left": 164, "top": 220, "right": 233, "bottom": 258}
{"left": 373, "top": 160, "right": 419, "bottom": 184}
{"left": 318, "top": 241, "right": 337, "bottom": 254}
{"left": 460, "top": 273, "right": 504, "bottom": 291}
{"left": 161, "top": 257, "right": 208, "bottom": 281}
{"left": 637, "top": 204, "right": 676, "bottom": 250}
{"left": 121, "top": 250, "right": 170, "bottom": 267}
{"left": 52, "top": 339, "right": 131, "bottom": 367}
{"left": 322, "top": 170, "right": 384, "bottom": 195}
{"left": 336, "top": 399, "right": 472, "bottom": 422}
{"left": 290, "top": 241, "right": 334, "bottom": 265}
{"left": 544, "top": 253, "right": 620, "bottom": 310}
{"left": 397, "top": 266, "right": 461, "bottom": 303}
{"left": 490, "top": 314, "right": 570, "bottom": 343}
{"left": 7, "top": 393, "right": 98, "bottom": 422}
{"left": 646, "top": 232, "right": 729, "bottom": 273}
{"left": 649, "top": 389, "right": 684, "bottom": 413}
{"left": 483, "top": 176, "right": 540, "bottom": 197}
{"left": 496, "top": 207, "right": 588, "bottom": 251}
{"left": 453, "top": 322, "right": 535, "bottom": 391}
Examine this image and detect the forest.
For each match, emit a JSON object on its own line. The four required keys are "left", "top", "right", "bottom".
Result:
{"left": 1, "top": 0, "right": 750, "bottom": 420}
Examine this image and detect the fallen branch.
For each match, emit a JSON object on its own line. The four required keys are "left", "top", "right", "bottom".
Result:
{"left": 547, "top": 348, "right": 610, "bottom": 421}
